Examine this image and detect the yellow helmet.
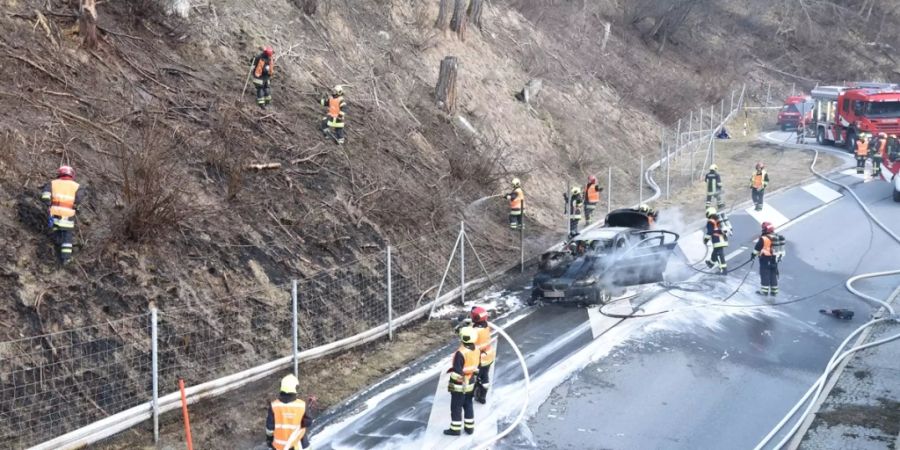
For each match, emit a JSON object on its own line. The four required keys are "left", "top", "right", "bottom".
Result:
{"left": 571, "top": 186, "right": 581, "bottom": 195}
{"left": 511, "top": 178, "right": 521, "bottom": 188}
{"left": 705, "top": 207, "right": 717, "bottom": 218}
{"left": 280, "top": 374, "right": 299, "bottom": 394}
{"left": 709, "top": 164, "right": 718, "bottom": 171}
{"left": 333, "top": 85, "right": 344, "bottom": 96}
{"left": 458, "top": 326, "right": 477, "bottom": 344}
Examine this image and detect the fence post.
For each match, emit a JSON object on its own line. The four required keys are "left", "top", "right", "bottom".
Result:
{"left": 607, "top": 167, "right": 612, "bottom": 213}
{"left": 688, "top": 110, "right": 693, "bottom": 143}
{"left": 765, "top": 82, "right": 771, "bottom": 107}
{"left": 639, "top": 155, "right": 644, "bottom": 204}
{"left": 386, "top": 245, "right": 393, "bottom": 341}
{"left": 291, "top": 280, "right": 298, "bottom": 378}
{"left": 459, "top": 221, "right": 465, "bottom": 305}
{"left": 791, "top": 82, "right": 795, "bottom": 96}
{"left": 151, "top": 306, "right": 159, "bottom": 444}
{"left": 675, "top": 118, "right": 682, "bottom": 149}
{"left": 519, "top": 217, "right": 524, "bottom": 273}
{"left": 730, "top": 90, "right": 735, "bottom": 113}
{"left": 665, "top": 144, "right": 670, "bottom": 200}
{"left": 720, "top": 98, "right": 725, "bottom": 124}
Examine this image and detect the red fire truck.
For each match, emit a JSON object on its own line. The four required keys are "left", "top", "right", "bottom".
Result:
{"left": 811, "top": 83, "right": 900, "bottom": 201}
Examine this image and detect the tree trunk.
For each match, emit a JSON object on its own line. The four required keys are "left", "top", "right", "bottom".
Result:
{"left": 467, "top": 0, "right": 484, "bottom": 30}
{"left": 450, "top": 0, "right": 468, "bottom": 41}
{"left": 436, "top": 0, "right": 450, "bottom": 29}
{"left": 79, "top": 0, "right": 98, "bottom": 49}
{"left": 303, "top": 0, "right": 317, "bottom": 15}
{"left": 435, "top": 56, "right": 459, "bottom": 113}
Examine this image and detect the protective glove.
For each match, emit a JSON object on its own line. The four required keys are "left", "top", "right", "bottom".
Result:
{"left": 776, "top": 255, "right": 783, "bottom": 263}
{"left": 703, "top": 237, "right": 710, "bottom": 244}
{"left": 750, "top": 253, "right": 757, "bottom": 261}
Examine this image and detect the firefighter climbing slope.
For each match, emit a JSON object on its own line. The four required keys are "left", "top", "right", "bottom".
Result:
{"left": 444, "top": 327, "right": 479, "bottom": 436}
{"left": 320, "top": 85, "right": 347, "bottom": 144}
{"left": 505, "top": 178, "right": 524, "bottom": 230}
{"left": 583, "top": 175, "right": 604, "bottom": 224}
{"left": 703, "top": 207, "right": 728, "bottom": 274}
{"left": 855, "top": 133, "right": 870, "bottom": 175}
{"left": 566, "top": 186, "right": 584, "bottom": 238}
{"left": 749, "top": 162, "right": 769, "bottom": 211}
{"left": 41, "top": 166, "right": 84, "bottom": 266}
{"left": 265, "top": 374, "right": 315, "bottom": 450}
{"left": 705, "top": 164, "right": 723, "bottom": 208}
{"left": 250, "top": 46, "right": 275, "bottom": 109}
{"left": 750, "top": 221, "right": 786, "bottom": 297}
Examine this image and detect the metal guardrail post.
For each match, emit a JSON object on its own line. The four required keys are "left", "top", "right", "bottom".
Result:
{"left": 291, "top": 280, "right": 299, "bottom": 378}
{"left": 766, "top": 82, "right": 771, "bottom": 107}
{"left": 151, "top": 307, "right": 159, "bottom": 444}
{"left": 665, "top": 143, "right": 670, "bottom": 200}
{"left": 519, "top": 217, "right": 525, "bottom": 273}
{"left": 459, "top": 221, "right": 465, "bottom": 305}
{"left": 639, "top": 155, "right": 644, "bottom": 204}
{"left": 386, "top": 245, "right": 393, "bottom": 341}
{"left": 607, "top": 167, "right": 612, "bottom": 213}
{"left": 720, "top": 98, "right": 724, "bottom": 124}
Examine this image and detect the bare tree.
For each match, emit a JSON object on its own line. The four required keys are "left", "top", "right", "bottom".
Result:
{"left": 78, "top": 0, "right": 99, "bottom": 49}
{"left": 450, "top": 0, "right": 468, "bottom": 40}
{"left": 436, "top": 0, "right": 450, "bottom": 29}
{"left": 625, "top": 0, "right": 709, "bottom": 52}
{"left": 468, "top": 0, "right": 485, "bottom": 30}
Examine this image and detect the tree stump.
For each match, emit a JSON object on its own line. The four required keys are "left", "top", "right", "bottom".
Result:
{"left": 79, "top": 0, "right": 98, "bottom": 49}
{"left": 467, "top": 0, "right": 484, "bottom": 30}
{"left": 436, "top": 0, "right": 450, "bottom": 29}
{"left": 450, "top": 0, "right": 468, "bottom": 41}
{"left": 435, "top": 56, "right": 459, "bottom": 113}
{"left": 302, "top": 0, "right": 317, "bottom": 15}
{"left": 515, "top": 79, "right": 543, "bottom": 104}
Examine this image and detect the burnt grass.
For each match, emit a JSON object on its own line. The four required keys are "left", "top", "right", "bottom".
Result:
{"left": 816, "top": 398, "right": 900, "bottom": 439}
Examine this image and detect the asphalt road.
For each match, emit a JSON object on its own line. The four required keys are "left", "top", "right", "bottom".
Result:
{"left": 310, "top": 132, "right": 900, "bottom": 450}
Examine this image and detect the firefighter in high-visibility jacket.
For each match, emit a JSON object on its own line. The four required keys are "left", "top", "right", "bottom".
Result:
{"left": 750, "top": 222, "right": 786, "bottom": 297}
{"left": 705, "top": 164, "right": 723, "bottom": 208}
{"left": 444, "top": 326, "right": 480, "bottom": 436}
{"left": 320, "top": 85, "right": 347, "bottom": 144}
{"left": 470, "top": 307, "right": 495, "bottom": 405}
{"left": 505, "top": 178, "right": 524, "bottom": 230}
{"left": 265, "top": 374, "right": 314, "bottom": 450}
{"left": 250, "top": 46, "right": 275, "bottom": 108}
{"left": 749, "top": 162, "right": 769, "bottom": 211}
{"left": 703, "top": 207, "right": 728, "bottom": 274}
{"left": 566, "top": 186, "right": 584, "bottom": 238}
{"left": 888, "top": 134, "right": 900, "bottom": 161}
{"left": 583, "top": 175, "right": 603, "bottom": 224}
{"left": 41, "top": 166, "right": 84, "bottom": 265}
{"left": 855, "top": 134, "right": 870, "bottom": 175}
{"left": 871, "top": 132, "right": 887, "bottom": 178}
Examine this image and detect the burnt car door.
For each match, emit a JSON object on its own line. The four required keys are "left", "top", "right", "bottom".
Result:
{"left": 610, "top": 230, "right": 679, "bottom": 285}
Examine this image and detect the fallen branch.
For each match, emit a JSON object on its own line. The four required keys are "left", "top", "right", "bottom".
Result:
{"left": 291, "top": 148, "right": 328, "bottom": 165}
{"left": 0, "top": 48, "right": 67, "bottom": 85}
{"left": 247, "top": 162, "right": 282, "bottom": 170}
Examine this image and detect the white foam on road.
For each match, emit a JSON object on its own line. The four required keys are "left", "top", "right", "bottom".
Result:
{"left": 678, "top": 230, "right": 708, "bottom": 265}
{"left": 802, "top": 181, "right": 843, "bottom": 203}
{"left": 840, "top": 168, "right": 877, "bottom": 182}
{"left": 745, "top": 203, "right": 789, "bottom": 227}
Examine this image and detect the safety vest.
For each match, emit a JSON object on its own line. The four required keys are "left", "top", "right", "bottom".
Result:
{"left": 760, "top": 235, "right": 772, "bottom": 256}
{"left": 751, "top": 171, "right": 767, "bottom": 189}
{"left": 474, "top": 326, "right": 495, "bottom": 366}
{"left": 585, "top": 183, "right": 601, "bottom": 204}
{"left": 856, "top": 139, "right": 869, "bottom": 157}
{"left": 509, "top": 188, "right": 524, "bottom": 213}
{"left": 270, "top": 399, "right": 306, "bottom": 450}
{"left": 707, "top": 218, "right": 727, "bottom": 248}
{"left": 327, "top": 97, "right": 343, "bottom": 118}
{"left": 448, "top": 346, "right": 480, "bottom": 393}
{"left": 49, "top": 179, "right": 80, "bottom": 219}
{"left": 254, "top": 55, "right": 274, "bottom": 78}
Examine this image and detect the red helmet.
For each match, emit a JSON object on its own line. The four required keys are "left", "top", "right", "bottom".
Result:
{"left": 755, "top": 161, "right": 765, "bottom": 170}
{"left": 588, "top": 175, "right": 597, "bottom": 184}
{"left": 57, "top": 165, "right": 75, "bottom": 178}
{"left": 263, "top": 46, "right": 274, "bottom": 57}
{"left": 470, "top": 306, "right": 488, "bottom": 323}
{"left": 761, "top": 221, "right": 774, "bottom": 234}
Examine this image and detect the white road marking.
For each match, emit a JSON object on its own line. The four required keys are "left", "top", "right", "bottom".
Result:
{"left": 745, "top": 203, "right": 789, "bottom": 227}
{"left": 678, "top": 230, "right": 708, "bottom": 264}
{"left": 802, "top": 181, "right": 843, "bottom": 203}
{"left": 725, "top": 246, "right": 747, "bottom": 261}
{"left": 587, "top": 305, "right": 622, "bottom": 338}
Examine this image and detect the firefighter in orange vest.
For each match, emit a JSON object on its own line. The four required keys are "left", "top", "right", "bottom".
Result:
{"left": 749, "top": 162, "right": 769, "bottom": 211}
{"left": 871, "top": 132, "right": 887, "bottom": 177}
{"left": 505, "top": 178, "right": 524, "bottom": 230}
{"left": 444, "top": 326, "right": 479, "bottom": 436}
{"left": 469, "top": 306, "right": 495, "bottom": 405}
{"left": 41, "top": 166, "right": 84, "bottom": 265}
{"left": 855, "top": 133, "right": 870, "bottom": 175}
{"left": 750, "top": 221, "right": 786, "bottom": 296}
{"left": 250, "top": 46, "right": 275, "bottom": 108}
{"left": 703, "top": 207, "right": 728, "bottom": 274}
{"left": 320, "top": 85, "right": 347, "bottom": 144}
{"left": 265, "top": 374, "right": 315, "bottom": 450}
{"left": 583, "top": 175, "right": 603, "bottom": 224}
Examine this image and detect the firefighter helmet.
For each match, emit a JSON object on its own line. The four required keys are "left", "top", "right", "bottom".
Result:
{"left": 879, "top": 132, "right": 887, "bottom": 138}
{"left": 755, "top": 161, "right": 765, "bottom": 170}
{"left": 458, "top": 326, "right": 477, "bottom": 344}
{"left": 588, "top": 175, "right": 597, "bottom": 184}
{"left": 761, "top": 221, "right": 775, "bottom": 234}
{"left": 262, "top": 46, "right": 274, "bottom": 57}
{"left": 705, "top": 207, "right": 718, "bottom": 218}
{"left": 470, "top": 306, "right": 488, "bottom": 324}
{"left": 279, "top": 374, "right": 299, "bottom": 394}
{"left": 639, "top": 204, "right": 650, "bottom": 212}
{"left": 333, "top": 85, "right": 344, "bottom": 96}
{"left": 57, "top": 165, "right": 75, "bottom": 178}
{"left": 709, "top": 164, "right": 718, "bottom": 171}
{"left": 571, "top": 186, "right": 581, "bottom": 195}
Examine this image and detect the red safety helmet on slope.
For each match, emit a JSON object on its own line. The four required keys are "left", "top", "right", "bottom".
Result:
{"left": 761, "top": 221, "right": 775, "bottom": 234}
{"left": 588, "top": 175, "right": 597, "bottom": 184}
{"left": 57, "top": 165, "right": 75, "bottom": 178}
{"left": 262, "top": 46, "right": 274, "bottom": 57}
{"left": 470, "top": 306, "right": 488, "bottom": 324}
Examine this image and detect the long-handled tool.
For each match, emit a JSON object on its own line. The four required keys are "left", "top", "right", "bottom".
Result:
{"left": 238, "top": 64, "right": 254, "bottom": 102}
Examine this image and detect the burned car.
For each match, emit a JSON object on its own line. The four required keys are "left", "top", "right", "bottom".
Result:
{"left": 531, "top": 209, "right": 679, "bottom": 305}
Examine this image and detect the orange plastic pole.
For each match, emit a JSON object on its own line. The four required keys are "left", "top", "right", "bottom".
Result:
{"left": 179, "top": 379, "right": 194, "bottom": 450}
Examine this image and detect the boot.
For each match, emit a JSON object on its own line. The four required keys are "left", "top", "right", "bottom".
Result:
{"left": 705, "top": 260, "right": 715, "bottom": 269}
{"left": 464, "top": 427, "right": 474, "bottom": 435}
{"left": 756, "top": 289, "right": 768, "bottom": 296}
{"left": 443, "top": 428, "right": 461, "bottom": 436}
{"left": 474, "top": 383, "right": 487, "bottom": 404}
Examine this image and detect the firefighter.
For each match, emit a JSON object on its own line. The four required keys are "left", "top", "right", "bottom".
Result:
{"left": 855, "top": 133, "right": 869, "bottom": 175}
{"left": 505, "top": 178, "right": 524, "bottom": 230}
{"left": 703, "top": 207, "right": 728, "bottom": 274}
{"left": 750, "top": 221, "right": 786, "bottom": 296}
{"left": 566, "top": 186, "right": 583, "bottom": 238}
{"left": 749, "top": 162, "right": 769, "bottom": 211}
{"left": 583, "top": 175, "right": 603, "bottom": 224}
{"left": 470, "top": 306, "right": 495, "bottom": 405}
{"left": 265, "top": 374, "right": 315, "bottom": 450}
{"left": 445, "top": 326, "right": 479, "bottom": 436}
{"left": 888, "top": 134, "right": 899, "bottom": 161}
{"left": 795, "top": 119, "right": 806, "bottom": 144}
{"left": 871, "top": 132, "right": 887, "bottom": 177}
{"left": 41, "top": 166, "right": 84, "bottom": 266}
{"left": 250, "top": 46, "right": 275, "bottom": 108}
{"left": 705, "top": 164, "right": 723, "bottom": 208}
{"left": 320, "top": 85, "right": 347, "bottom": 144}
{"left": 638, "top": 203, "right": 658, "bottom": 226}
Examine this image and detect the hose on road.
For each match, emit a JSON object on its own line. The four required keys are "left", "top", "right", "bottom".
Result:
{"left": 473, "top": 320, "right": 530, "bottom": 450}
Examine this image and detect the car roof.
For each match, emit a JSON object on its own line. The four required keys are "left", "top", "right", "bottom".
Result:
{"left": 575, "top": 227, "right": 631, "bottom": 240}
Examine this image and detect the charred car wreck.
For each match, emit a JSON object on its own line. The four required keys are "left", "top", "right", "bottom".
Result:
{"left": 531, "top": 208, "right": 679, "bottom": 305}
